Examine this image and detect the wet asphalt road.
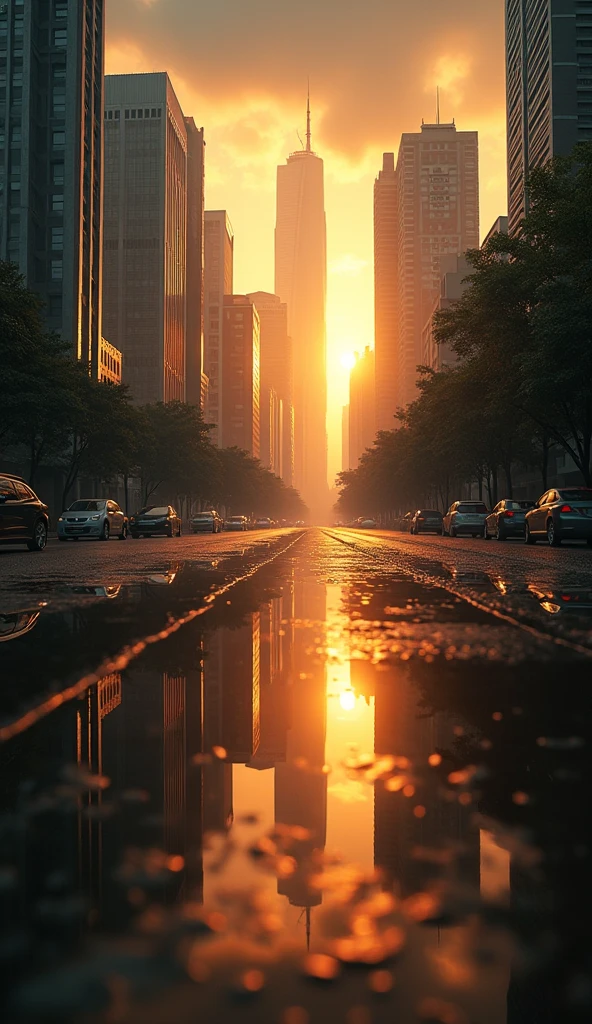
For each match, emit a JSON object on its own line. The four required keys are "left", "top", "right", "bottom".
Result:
{"left": 1, "top": 528, "right": 591, "bottom": 1023}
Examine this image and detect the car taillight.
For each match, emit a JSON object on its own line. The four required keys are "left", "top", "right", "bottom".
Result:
{"left": 418, "top": 516, "right": 425, "bottom": 521}
{"left": 504, "top": 511, "right": 515, "bottom": 518}
{"left": 560, "top": 504, "right": 573, "bottom": 513}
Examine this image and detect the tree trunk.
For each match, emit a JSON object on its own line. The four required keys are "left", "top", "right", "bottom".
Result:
{"left": 491, "top": 466, "right": 498, "bottom": 506}
{"left": 478, "top": 475, "right": 483, "bottom": 501}
{"left": 504, "top": 462, "right": 513, "bottom": 498}
{"left": 541, "top": 434, "right": 549, "bottom": 490}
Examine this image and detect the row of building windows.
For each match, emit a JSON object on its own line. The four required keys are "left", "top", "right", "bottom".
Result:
{"left": 105, "top": 108, "right": 162, "bottom": 121}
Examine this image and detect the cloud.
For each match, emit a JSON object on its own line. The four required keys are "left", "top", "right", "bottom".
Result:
{"left": 329, "top": 254, "right": 368, "bottom": 277}
{"left": 106, "top": 0, "right": 505, "bottom": 166}
{"left": 327, "top": 780, "right": 370, "bottom": 804}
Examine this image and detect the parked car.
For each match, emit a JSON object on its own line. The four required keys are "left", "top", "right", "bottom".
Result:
{"left": 190, "top": 510, "right": 223, "bottom": 534}
{"left": 358, "top": 518, "right": 377, "bottom": 529}
{"left": 409, "top": 509, "right": 443, "bottom": 535}
{"left": 129, "top": 505, "right": 182, "bottom": 538}
{"left": 0, "top": 473, "right": 49, "bottom": 552}
{"left": 253, "top": 517, "right": 272, "bottom": 529}
{"left": 484, "top": 499, "right": 535, "bottom": 541}
{"left": 394, "top": 511, "right": 415, "bottom": 532}
{"left": 58, "top": 498, "right": 127, "bottom": 542}
{"left": 225, "top": 515, "right": 248, "bottom": 532}
{"left": 525, "top": 487, "right": 592, "bottom": 546}
{"left": 443, "top": 501, "right": 489, "bottom": 537}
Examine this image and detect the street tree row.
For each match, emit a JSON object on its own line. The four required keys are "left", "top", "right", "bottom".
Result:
{"left": 0, "top": 261, "right": 307, "bottom": 519}
{"left": 336, "top": 144, "right": 592, "bottom": 519}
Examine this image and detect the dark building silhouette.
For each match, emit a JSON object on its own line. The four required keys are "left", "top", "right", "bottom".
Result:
{"left": 0, "top": 0, "right": 105, "bottom": 373}
{"left": 204, "top": 210, "right": 234, "bottom": 445}
{"left": 185, "top": 117, "right": 206, "bottom": 408}
{"left": 374, "top": 153, "right": 398, "bottom": 432}
{"left": 221, "top": 295, "right": 261, "bottom": 458}
{"left": 506, "top": 0, "right": 592, "bottom": 234}
{"left": 246, "top": 291, "right": 294, "bottom": 486}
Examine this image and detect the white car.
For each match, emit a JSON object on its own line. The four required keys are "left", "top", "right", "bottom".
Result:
{"left": 442, "top": 501, "right": 489, "bottom": 538}
{"left": 58, "top": 499, "right": 127, "bottom": 541}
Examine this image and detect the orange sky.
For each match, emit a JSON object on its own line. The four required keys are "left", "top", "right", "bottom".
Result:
{"left": 106, "top": 0, "right": 508, "bottom": 489}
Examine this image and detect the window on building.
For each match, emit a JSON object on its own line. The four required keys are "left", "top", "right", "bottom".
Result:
{"left": 51, "top": 193, "right": 64, "bottom": 213}
{"left": 52, "top": 162, "right": 64, "bottom": 184}
{"left": 49, "top": 294, "right": 63, "bottom": 318}
{"left": 52, "top": 130, "right": 65, "bottom": 147}
{"left": 51, "top": 227, "right": 63, "bottom": 250}
{"left": 51, "top": 259, "right": 63, "bottom": 280}
{"left": 53, "top": 28, "right": 67, "bottom": 48}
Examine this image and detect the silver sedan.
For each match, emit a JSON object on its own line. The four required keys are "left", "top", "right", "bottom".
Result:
{"left": 58, "top": 499, "right": 127, "bottom": 541}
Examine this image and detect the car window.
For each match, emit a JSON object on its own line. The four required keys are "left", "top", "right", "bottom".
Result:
{"left": 505, "top": 501, "right": 524, "bottom": 510}
{"left": 15, "top": 481, "right": 34, "bottom": 500}
{"left": 457, "top": 503, "right": 488, "bottom": 513}
{"left": 145, "top": 506, "right": 169, "bottom": 515}
{"left": 0, "top": 477, "right": 17, "bottom": 499}
{"left": 69, "top": 500, "right": 105, "bottom": 512}
{"left": 559, "top": 489, "right": 592, "bottom": 502}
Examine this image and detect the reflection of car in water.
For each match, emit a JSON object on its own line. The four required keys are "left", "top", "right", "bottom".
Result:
{"left": 0, "top": 610, "right": 41, "bottom": 642}
{"left": 528, "top": 585, "right": 592, "bottom": 616}
{"left": 69, "top": 585, "right": 122, "bottom": 599}
{"left": 443, "top": 567, "right": 498, "bottom": 592}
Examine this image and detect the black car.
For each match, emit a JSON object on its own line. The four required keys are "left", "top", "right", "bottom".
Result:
{"left": 409, "top": 509, "right": 443, "bottom": 535}
{"left": 0, "top": 473, "right": 49, "bottom": 552}
{"left": 484, "top": 499, "right": 535, "bottom": 541}
{"left": 129, "top": 505, "right": 182, "bottom": 538}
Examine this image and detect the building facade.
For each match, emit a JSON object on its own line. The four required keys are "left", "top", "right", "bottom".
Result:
{"left": 246, "top": 291, "right": 294, "bottom": 484}
{"left": 184, "top": 117, "right": 206, "bottom": 408}
{"left": 374, "top": 153, "right": 398, "bottom": 432}
{"left": 204, "top": 210, "right": 234, "bottom": 444}
{"left": 506, "top": 0, "right": 592, "bottom": 234}
{"left": 103, "top": 73, "right": 188, "bottom": 404}
{"left": 391, "top": 122, "right": 479, "bottom": 412}
{"left": 221, "top": 294, "right": 260, "bottom": 458}
{"left": 341, "top": 405, "right": 350, "bottom": 472}
{"left": 99, "top": 337, "right": 122, "bottom": 384}
{"left": 0, "top": 0, "right": 105, "bottom": 373}
{"left": 275, "top": 104, "right": 327, "bottom": 519}
{"left": 348, "top": 347, "right": 375, "bottom": 470}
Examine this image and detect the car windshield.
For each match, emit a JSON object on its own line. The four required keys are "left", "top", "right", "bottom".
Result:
{"left": 505, "top": 501, "right": 526, "bottom": 510}
{"left": 458, "top": 503, "right": 488, "bottom": 513}
{"left": 419, "top": 509, "right": 442, "bottom": 516}
{"left": 193, "top": 513, "right": 213, "bottom": 520}
{"left": 228, "top": 517, "right": 243, "bottom": 522}
{"left": 140, "top": 506, "right": 169, "bottom": 516}
{"left": 68, "top": 500, "right": 105, "bottom": 512}
{"left": 559, "top": 490, "right": 592, "bottom": 502}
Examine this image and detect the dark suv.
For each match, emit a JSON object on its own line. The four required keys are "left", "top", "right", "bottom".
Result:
{"left": 0, "top": 474, "right": 49, "bottom": 552}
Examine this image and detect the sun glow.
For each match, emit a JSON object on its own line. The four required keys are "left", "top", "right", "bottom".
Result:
{"left": 339, "top": 352, "right": 357, "bottom": 371}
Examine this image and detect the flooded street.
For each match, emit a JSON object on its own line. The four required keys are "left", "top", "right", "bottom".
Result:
{"left": 1, "top": 529, "right": 591, "bottom": 1023}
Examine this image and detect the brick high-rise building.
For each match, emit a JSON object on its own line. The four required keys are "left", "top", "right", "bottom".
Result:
{"left": 506, "top": 0, "right": 592, "bottom": 234}
{"left": 204, "top": 211, "right": 234, "bottom": 444}
{"left": 0, "top": 0, "right": 105, "bottom": 373}
{"left": 275, "top": 97, "right": 327, "bottom": 519}
{"left": 373, "top": 153, "right": 398, "bottom": 432}
{"left": 246, "top": 291, "right": 294, "bottom": 485}
{"left": 221, "top": 295, "right": 260, "bottom": 458}
{"left": 390, "top": 122, "right": 479, "bottom": 412}
{"left": 103, "top": 73, "right": 189, "bottom": 404}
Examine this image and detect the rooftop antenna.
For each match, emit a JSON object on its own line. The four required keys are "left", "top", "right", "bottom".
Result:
{"left": 306, "top": 79, "right": 311, "bottom": 152}
{"left": 437, "top": 86, "right": 440, "bottom": 125}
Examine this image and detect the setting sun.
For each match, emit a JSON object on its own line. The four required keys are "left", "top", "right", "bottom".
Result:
{"left": 339, "top": 352, "right": 357, "bottom": 371}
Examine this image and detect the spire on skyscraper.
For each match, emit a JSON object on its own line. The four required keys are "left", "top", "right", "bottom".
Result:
{"left": 306, "top": 82, "right": 311, "bottom": 152}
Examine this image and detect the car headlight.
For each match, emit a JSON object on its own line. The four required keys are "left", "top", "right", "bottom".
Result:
{"left": 91, "top": 514, "right": 101, "bottom": 521}
{"left": 58, "top": 517, "right": 64, "bottom": 522}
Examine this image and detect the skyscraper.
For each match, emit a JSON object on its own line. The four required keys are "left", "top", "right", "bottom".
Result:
{"left": 246, "top": 291, "right": 294, "bottom": 485}
{"left": 374, "top": 153, "right": 398, "bottom": 432}
{"left": 204, "top": 211, "right": 234, "bottom": 444}
{"left": 506, "top": 0, "right": 592, "bottom": 234}
{"left": 275, "top": 97, "right": 327, "bottom": 519}
{"left": 348, "top": 346, "right": 375, "bottom": 469}
{"left": 221, "top": 295, "right": 260, "bottom": 458}
{"left": 103, "top": 73, "right": 189, "bottom": 404}
{"left": 185, "top": 117, "right": 206, "bottom": 408}
{"left": 391, "top": 122, "right": 479, "bottom": 411}
{"left": 0, "top": 0, "right": 105, "bottom": 373}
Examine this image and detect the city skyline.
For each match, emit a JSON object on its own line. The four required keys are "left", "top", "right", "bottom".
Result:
{"left": 104, "top": 0, "right": 509, "bottom": 488}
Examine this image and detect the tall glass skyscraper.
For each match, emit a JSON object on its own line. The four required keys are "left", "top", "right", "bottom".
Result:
{"left": 0, "top": 0, "right": 105, "bottom": 373}
{"left": 506, "top": 0, "right": 592, "bottom": 234}
{"left": 275, "top": 100, "right": 327, "bottom": 519}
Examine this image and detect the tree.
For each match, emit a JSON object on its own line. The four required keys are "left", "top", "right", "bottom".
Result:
{"left": 134, "top": 402, "right": 217, "bottom": 506}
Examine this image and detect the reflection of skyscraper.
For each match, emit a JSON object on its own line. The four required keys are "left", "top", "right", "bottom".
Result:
{"left": 206, "top": 614, "right": 261, "bottom": 764}
{"left": 275, "top": 98, "right": 327, "bottom": 518}
{"left": 275, "top": 582, "right": 327, "bottom": 912}
{"left": 248, "top": 597, "right": 289, "bottom": 770}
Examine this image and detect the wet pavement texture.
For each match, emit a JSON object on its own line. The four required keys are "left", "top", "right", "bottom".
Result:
{"left": 1, "top": 528, "right": 591, "bottom": 1023}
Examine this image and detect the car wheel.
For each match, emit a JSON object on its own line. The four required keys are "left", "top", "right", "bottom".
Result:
{"left": 450, "top": 526, "right": 457, "bottom": 538}
{"left": 178, "top": 524, "right": 182, "bottom": 537}
{"left": 167, "top": 524, "right": 174, "bottom": 538}
{"left": 496, "top": 525, "right": 506, "bottom": 541}
{"left": 525, "top": 523, "right": 536, "bottom": 545}
{"left": 100, "top": 521, "right": 110, "bottom": 541}
{"left": 547, "top": 520, "right": 561, "bottom": 547}
{"left": 131, "top": 533, "right": 139, "bottom": 539}
{"left": 58, "top": 536, "right": 67, "bottom": 542}
{"left": 119, "top": 523, "right": 128, "bottom": 540}
{"left": 27, "top": 519, "right": 48, "bottom": 552}
{"left": 483, "top": 525, "right": 491, "bottom": 540}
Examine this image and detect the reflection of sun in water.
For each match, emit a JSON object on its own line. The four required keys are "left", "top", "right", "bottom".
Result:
{"left": 339, "top": 351, "right": 356, "bottom": 371}
{"left": 339, "top": 688, "right": 356, "bottom": 712}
